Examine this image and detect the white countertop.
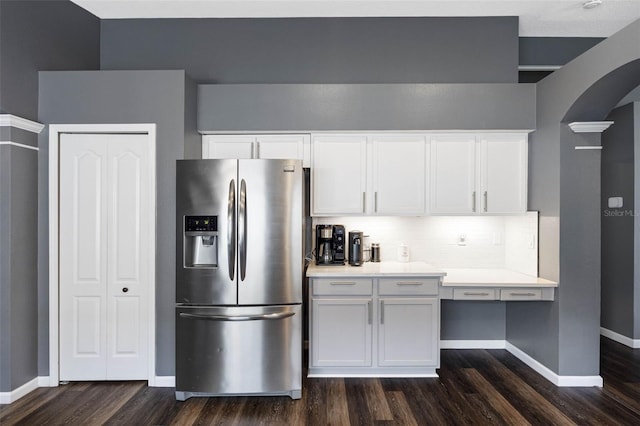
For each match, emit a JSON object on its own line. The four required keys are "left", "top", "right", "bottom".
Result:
{"left": 306, "top": 261, "right": 446, "bottom": 277}
{"left": 306, "top": 262, "right": 557, "bottom": 287}
{"left": 442, "top": 268, "right": 557, "bottom": 287}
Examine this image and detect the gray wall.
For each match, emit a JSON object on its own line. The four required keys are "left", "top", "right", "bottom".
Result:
{"left": 198, "top": 83, "right": 535, "bottom": 132}
{"left": 101, "top": 17, "right": 518, "bottom": 84}
{"left": 0, "top": 0, "right": 99, "bottom": 120}
{"left": 519, "top": 37, "right": 604, "bottom": 67}
{"left": 601, "top": 103, "right": 636, "bottom": 338}
{"left": 0, "top": 142, "right": 39, "bottom": 392}
{"left": 636, "top": 104, "right": 640, "bottom": 340}
{"left": 508, "top": 19, "right": 640, "bottom": 376}
{"left": 441, "top": 302, "right": 506, "bottom": 340}
{"left": 0, "top": 0, "right": 99, "bottom": 393}
{"left": 38, "top": 70, "right": 192, "bottom": 376}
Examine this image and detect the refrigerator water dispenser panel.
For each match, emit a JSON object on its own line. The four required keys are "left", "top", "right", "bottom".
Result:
{"left": 184, "top": 215, "right": 218, "bottom": 268}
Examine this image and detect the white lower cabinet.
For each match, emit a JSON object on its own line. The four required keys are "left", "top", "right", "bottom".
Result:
{"left": 309, "top": 276, "right": 440, "bottom": 377}
{"left": 311, "top": 298, "right": 372, "bottom": 367}
{"left": 378, "top": 298, "right": 439, "bottom": 367}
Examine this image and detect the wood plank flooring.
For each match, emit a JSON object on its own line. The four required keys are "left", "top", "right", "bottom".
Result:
{"left": 2, "top": 337, "right": 639, "bottom": 425}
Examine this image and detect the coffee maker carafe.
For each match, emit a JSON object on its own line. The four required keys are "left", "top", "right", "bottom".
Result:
{"left": 315, "top": 225, "right": 345, "bottom": 265}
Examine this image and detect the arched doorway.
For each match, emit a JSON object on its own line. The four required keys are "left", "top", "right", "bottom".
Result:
{"left": 505, "top": 19, "right": 640, "bottom": 385}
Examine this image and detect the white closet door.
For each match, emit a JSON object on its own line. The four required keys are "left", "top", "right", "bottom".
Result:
{"left": 59, "top": 133, "right": 150, "bottom": 381}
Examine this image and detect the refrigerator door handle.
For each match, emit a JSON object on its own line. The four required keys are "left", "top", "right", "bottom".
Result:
{"left": 179, "top": 311, "right": 295, "bottom": 322}
{"left": 238, "top": 178, "right": 247, "bottom": 281}
{"left": 228, "top": 179, "right": 237, "bottom": 281}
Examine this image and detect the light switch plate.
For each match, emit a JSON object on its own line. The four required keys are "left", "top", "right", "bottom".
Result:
{"left": 608, "top": 197, "right": 623, "bottom": 208}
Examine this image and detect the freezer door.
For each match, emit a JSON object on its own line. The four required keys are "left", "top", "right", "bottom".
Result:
{"left": 176, "top": 159, "right": 238, "bottom": 305}
{"left": 238, "top": 160, "right": 303, "bottom": 305}
{"left": 175, "top": 305, "right": 302, "bottom": 398}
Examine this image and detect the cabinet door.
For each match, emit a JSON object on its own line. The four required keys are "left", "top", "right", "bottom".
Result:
{"left": 311, "top": 298, "right": 372, "bottom": 367}
{"left": 378, "top": 298, "right": 439, "bottom": 367}
{"left": 479, "top": 134, "right": 528, "bottom": 214}
{"left": 372, "top": 136, "right": 427, "bottom": 215}
{"left": 202, "top": 135, "right": 254, "bottom": 159}
{"left": 430, "top": 135, "right": 477, "bottom": 214}
{"left": 311, "top": 135, "right": 367, "bottom": 215}
{"left": 255, "top": 135, "right": 309, "bottom": 166}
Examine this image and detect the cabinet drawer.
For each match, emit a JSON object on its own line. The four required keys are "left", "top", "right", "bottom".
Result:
{"left": 313, "top": 278, "right": 373, "bottom": 296}
{"left": 453, "top": 288, "right": 497, "bottom": 300}
{"left": 500, "top": 289, "right": 542, "bottom": 301}
{"left": 378, "top": 278, "right": 439, "bottom": 296}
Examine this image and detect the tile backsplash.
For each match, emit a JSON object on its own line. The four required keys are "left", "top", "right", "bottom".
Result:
{"left": 313, "top": 212, "right": 538, "bottom": 273}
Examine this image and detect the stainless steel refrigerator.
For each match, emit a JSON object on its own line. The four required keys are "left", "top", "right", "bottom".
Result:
{"left": 175, "top": 159, "right": 302, "bottom": 400}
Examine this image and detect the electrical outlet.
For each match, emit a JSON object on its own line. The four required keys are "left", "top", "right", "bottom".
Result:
{"left": 457, "top": 233, "right": 467, "bottom": 246}
{"left": 528, "top": 234, "right": 536, "bottom": 249}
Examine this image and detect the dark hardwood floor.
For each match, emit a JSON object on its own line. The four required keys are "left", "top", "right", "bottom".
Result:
{"left": 2, "top": 337, "right": 639, "bottom": 425}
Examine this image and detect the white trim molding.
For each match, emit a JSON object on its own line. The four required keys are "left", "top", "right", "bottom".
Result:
{"left": 601, "top": 327, "right": 640, "bottom": 349}
{"left": 440, "top": 340, "right": 506, "bottom": 349}
{"left": 0, "top": 377, "right": 49, "bottom": 404}
{"left": 154, "top": 376, "right": 176, "bottom": 387}
{"left": 0, "top": 114, "right": 45, "bottom": 134}
{"left": 574, "top": 146, "right": 603, "bottom": 150}
{"left": 0, "top": 141, "right": 39, "bottom": 151}
{"left": 505, "top": 342, "right": 603, "bottom": 387}
{"left": 518, "top": 65, "right": 562, "bottom": 71}
{"left": 568, "top": 121, "right": 614, "bottom": 133}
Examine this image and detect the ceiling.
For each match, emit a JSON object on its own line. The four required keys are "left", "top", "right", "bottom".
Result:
{"left": 71, "top": 0, "right": 640, "bottom": 37}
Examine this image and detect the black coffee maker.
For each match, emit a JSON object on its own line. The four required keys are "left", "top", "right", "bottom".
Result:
{"left": 316, "top": 225, "right": 345, "bottom": 265}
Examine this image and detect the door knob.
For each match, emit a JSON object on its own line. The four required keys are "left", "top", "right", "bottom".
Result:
{"left": 122, "top": 287, "right": 129, "bottom": 293}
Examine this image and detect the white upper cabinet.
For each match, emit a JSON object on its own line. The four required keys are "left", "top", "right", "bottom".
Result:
{"left": 203, "top": 135, "right": 254, "bottom": 159}
{"left": 202, "top": 134, "right": 310, "bottom": 166}
{"left": 312, "top": 134, "right": 428, "bottom": 216}
{"left": 430, "top": 133, "right": 528, "bottom": 215}
{"left": 372, "top": 135, "right": 427, "bottom": 215}
{"left": 479, "top": 134, "right": 528, "bottom": 214}
{"left": 430, "top": 134, "right": 477, "bottom": 214}
{"left": 312, "top": 135, "right": 367, "bottom": 215}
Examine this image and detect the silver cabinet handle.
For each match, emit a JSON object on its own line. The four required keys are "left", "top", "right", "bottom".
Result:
{"left": 380, "top": 300, "right": 384, "bottom": 324}
{"left": 368, "top": 301, "right": 372, "bottom": 325}
{"left": 179, "top": 311, "right": 295, "bottom": 322}
{"left": 472, "top": 191, "right": 476, "bottom": 212}
{"left": 483, "top": 191, "right": 488, "bottom": 212}
{"left": 508, "top": 292, "right": 537, "bottom": 297}
{"left": 463, "top": 292, "right": 490, "bottom": 296}
{"left": 396, "top": 281, "right": 423, "bottom": 286}
{"left": 374, "top": 191, "right": 378, "bottom": 212}
{"left": 255, "top": 141, "right": 260, "bottom": 158}
{"left": 238, "top": 179, "right": 247, "bottom": 281}
{"left": 227, "top": 179, "right": 236, "bottom": 281}
{"left": 362, "top": 192, "right": 366, "bottom": 213}
{"left": 329, "top": 281, "right": 356, "bottom": 286}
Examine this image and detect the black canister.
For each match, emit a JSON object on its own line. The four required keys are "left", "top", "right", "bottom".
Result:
{"left": 371, "top": 243, "right": 380, "bottom": 262}
{"left": 348, "top": 231, "right": 364, "bottom": 266}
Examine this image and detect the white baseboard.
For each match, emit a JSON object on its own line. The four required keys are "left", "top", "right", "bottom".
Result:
{"left": 505, "top": 342, "right": 603, "bottom": 387}
{"left": 0, "top": 374, "right": 174, "bottom": 405}
{"left": 600, "top": 327, "right": 640, "bottom": 348}
{"left": 0, "top": 377, "right": 43, "bottom": 404}
{"left": 440, "top": 340, "right": 506, "bottom": 349}
{"left": 153, "top": 376, "right": 175, "bottom": 387}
